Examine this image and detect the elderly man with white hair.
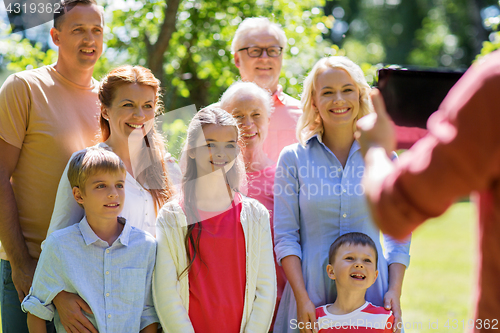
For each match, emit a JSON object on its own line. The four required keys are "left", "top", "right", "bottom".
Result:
{"left": 231, "top": 17, "right": 302, "bottom": 163}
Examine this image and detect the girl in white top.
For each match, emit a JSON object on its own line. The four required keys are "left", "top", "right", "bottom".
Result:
{"left": 153, "top": 107, "right": 276, "bottom": 332}
{"left": 47, "top": 65, "right": 179, "bottom": 238}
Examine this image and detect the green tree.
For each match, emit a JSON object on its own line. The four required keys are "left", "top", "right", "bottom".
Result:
{"left": 477, "top": 3, "right": 500, "bottom": 59}
{"left": 1, "top": 0, "right": 333, "bottom": 156}
{"left": 162, "top": 118, "right": 187, "bottom": 159}
{"left": 1, "top": 0, "right": 330, "bottom": 110}
{"left": 101, "top": 0, "right": 330, "bottom": 112}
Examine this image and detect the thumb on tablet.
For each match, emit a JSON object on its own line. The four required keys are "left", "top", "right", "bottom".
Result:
{"left": 355, "top": 88, "right": 396, "bottom": 156}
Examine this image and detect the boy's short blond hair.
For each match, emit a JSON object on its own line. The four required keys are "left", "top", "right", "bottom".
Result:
{"left": 68, "top": 146, "right": 126, "bottom": 194}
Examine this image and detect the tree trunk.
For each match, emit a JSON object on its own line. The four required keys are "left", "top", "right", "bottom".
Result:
{"left": 146, "top": 0, "right": 181, "bottom": 82}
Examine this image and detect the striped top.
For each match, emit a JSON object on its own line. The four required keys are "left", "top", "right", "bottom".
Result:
{"left": 315, "top": 302, "right": 394, "bottom": 332}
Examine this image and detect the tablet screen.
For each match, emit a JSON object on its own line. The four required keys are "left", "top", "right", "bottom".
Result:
{"left": 377, "top": 68, "right": 464, "bottom": 128}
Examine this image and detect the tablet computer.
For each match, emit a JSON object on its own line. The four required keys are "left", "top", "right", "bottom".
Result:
{"left": 377, "top": 68, "right": 465, "bottom": 129}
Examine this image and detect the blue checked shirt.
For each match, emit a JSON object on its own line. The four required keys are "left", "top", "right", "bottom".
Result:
{"left": 22, "top": 217, "right": 158, "bottom": 332}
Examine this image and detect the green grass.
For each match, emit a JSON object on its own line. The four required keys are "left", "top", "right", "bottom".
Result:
{"left": 400, "top": 202, "right": 476, "bottom": 332}
{"left": 0, "top": 202, "right": 476, "bottom": 333}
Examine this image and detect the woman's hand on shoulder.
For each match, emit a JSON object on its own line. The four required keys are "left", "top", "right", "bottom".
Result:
{"left": 383, "top": 289, "right": 402, "bottom": 333}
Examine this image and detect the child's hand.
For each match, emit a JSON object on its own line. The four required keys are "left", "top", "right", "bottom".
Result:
{"left": 296, "top": 298, "right": 318, "bottom": 333}
{"left": 383, "top": 289, "right": 402, "bottom": 333}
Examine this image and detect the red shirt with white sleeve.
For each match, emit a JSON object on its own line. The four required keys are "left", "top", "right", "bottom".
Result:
{"left": 315, "top": 302, "right": 394, "bottom": 332}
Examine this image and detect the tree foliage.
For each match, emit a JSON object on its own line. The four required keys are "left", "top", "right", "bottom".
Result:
{"left": 99, "top": 0, "right": 329, "bottom": 112}
{"left": 324, "top": 0, "right": 498, "bottom": 69}
{"left": 3, "top": 0, "right": 500, "bottom": 158}
{"left": 476, "top": 3, "right": 500, "bottom": 60}
{"left": 2, "top": 0, "right": 500, "bottom": 109}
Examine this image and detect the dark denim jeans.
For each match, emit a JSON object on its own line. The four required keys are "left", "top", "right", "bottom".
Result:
{"left": 1, "top": 259, "right": 55, "bottom": 333}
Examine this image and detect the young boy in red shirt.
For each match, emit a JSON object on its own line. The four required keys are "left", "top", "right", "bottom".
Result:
{"left": 315, "top": 232, "right": 394, "bottom": 332}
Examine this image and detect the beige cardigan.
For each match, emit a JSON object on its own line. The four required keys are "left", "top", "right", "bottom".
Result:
{"left": 153, "top": 196, "right": 277, "bottom": 333}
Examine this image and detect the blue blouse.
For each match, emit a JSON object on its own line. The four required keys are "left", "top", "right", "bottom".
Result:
{"left": 273, "top": 135, "right": 410, "bottom": 333}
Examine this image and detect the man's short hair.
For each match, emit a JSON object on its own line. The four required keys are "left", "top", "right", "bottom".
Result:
{"left": 231, "top": 17, "right": 287, "bottom": 54}
{"left": 67, "top": 146, "right": 126, "bottom": 195}
{"left": 53, "top": 0, "right": 99, "bottom": 30}
{"left": 328, "top": 232, "right": 378, "bottom": 269}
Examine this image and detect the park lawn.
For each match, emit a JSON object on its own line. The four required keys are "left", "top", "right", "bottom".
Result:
{"left": 0, "top": 202, "right": 476, "bottom": 333}
{"left": 400, "top": 201, "right": 476, "bottom": 333}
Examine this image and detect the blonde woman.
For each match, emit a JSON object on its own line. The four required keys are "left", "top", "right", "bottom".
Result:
{"left": 273, "top": 56, "right": 410, "bottom": 333}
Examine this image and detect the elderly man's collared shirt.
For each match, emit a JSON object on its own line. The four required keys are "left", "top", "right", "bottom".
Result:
{"left": 262, "top": 85, "right": 302, "bottom": 162}
{"left": 22, "top": 217, "right": 158, "bottom": 332}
